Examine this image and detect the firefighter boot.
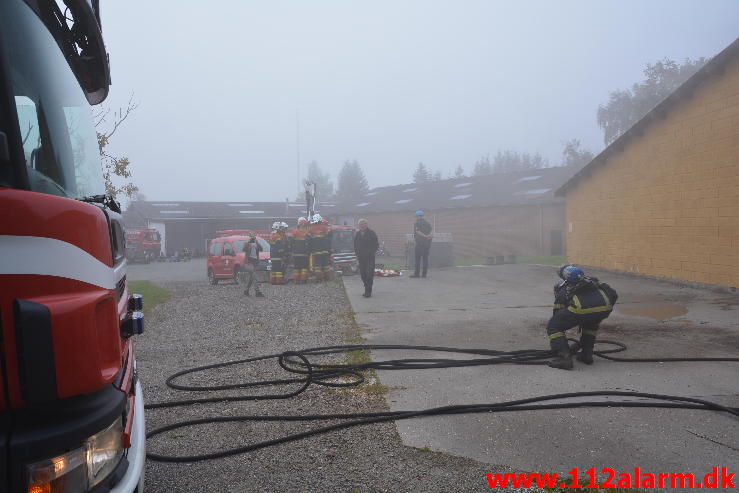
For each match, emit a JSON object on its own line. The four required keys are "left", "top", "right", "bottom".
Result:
{"left": 547, "top": 348, "right": 573, "bottom": 370}
{"left": 577, "top": 333, "right": 596, "bottom": 365}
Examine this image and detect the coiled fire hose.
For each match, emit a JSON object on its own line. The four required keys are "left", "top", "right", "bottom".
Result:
{"left": 145, "top": 342, "right": 739, "bottom": 462}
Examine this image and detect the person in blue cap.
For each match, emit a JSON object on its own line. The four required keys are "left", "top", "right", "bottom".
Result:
{"left": 546, "top": 264, "right": 618, "bottom": 370}
{"left": 410, "top": 210, "right": 433, "bottom": 278}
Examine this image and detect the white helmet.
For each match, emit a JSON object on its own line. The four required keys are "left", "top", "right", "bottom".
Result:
{"left": 298, "top": 216, "right": 308, "bottom": 226}
{"left": 271, "top": 221, "right": 280, "bottom": 231}
{"left": 279, "top": 222, "right": 289, "bottom": 230}
{"left": 311, "top": 213, "right": 322, "bottom": 224}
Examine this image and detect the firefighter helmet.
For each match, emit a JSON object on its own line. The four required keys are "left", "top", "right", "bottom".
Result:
{"left": 298, "top": 217, "right": 308, "bottom": 225}
{"left": 279, "top": 222, "right": 289, "bottom": 230}
{"left": 271, "top": 221, "right": 280, "bottom": 231}
{"left": 311, "top": 213, "right": 322, "bottom": 224}
{"left": 558, "top": 264, "right": 584, "bottom": 282}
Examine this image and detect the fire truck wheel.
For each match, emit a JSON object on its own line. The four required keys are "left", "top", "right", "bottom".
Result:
{"left": 208, "top": 268, "right": 219, "bottom": 285}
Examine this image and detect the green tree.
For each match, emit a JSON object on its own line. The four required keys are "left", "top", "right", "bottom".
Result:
{"left": 472, "top": 155, "right": 492, "bottom": 176}
{"left": 306, "top": 161, "right": 334, "bottom": 200}
{"left": 597, "top": 57, "right": 707, "bottom": 145}
{"left": 453, "top": 165, "right": 465, "bottom": 178}
{"left": 413, "top": 162, "right": 431, "bottom": 183}
{"left": 432, "top": 170, "right": 442, "bottom": 181}
{"left": 491, "top": 150, "right": 548, "bottom": 173}
{"left": 94, "top": 96, "right": 139, "bottom": 199}
{"left": 561, "top": 139, "right": 594, "bottom": 168}
{"left": 336, "top": 159, "right": 369, "bottom": 203}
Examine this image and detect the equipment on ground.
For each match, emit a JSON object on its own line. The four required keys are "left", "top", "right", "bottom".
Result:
{"left": 0, "top": 1, "right": 146, "bottom": 491}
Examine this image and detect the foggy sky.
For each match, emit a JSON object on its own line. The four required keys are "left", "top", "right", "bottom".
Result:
{"left": 100, "top": 1, "right": 739, "bottom": 203}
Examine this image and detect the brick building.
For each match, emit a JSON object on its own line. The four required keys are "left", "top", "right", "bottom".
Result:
{"left": 557, "top": 38, "right": 739, "bottom": 289}
{"left": 336, "top": 166, "right": 576, "bottom": 259}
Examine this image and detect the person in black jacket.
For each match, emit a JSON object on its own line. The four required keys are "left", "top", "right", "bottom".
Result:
{"left": 546, "top": 264, "right": 618, "bottom": 370}
{"left": 354, "top": 219, "right": 379, "bottom": 298}
{"left": 411, "top": 210, "right": 433, "bottom": 278}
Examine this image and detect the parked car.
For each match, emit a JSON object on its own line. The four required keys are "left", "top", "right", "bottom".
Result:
{"left": 206, "top": 234, "right": 271, "bottom": 285}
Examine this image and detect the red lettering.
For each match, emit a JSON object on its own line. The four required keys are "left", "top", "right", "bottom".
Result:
{"left": 601, "top": 467, "right": 616, "bottom": 488}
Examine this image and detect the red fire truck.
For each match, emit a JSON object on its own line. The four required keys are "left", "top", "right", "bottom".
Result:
{"left": 0, "top": 1, "right": 146, "bottom": 492}
{"left": 125, "top": 228, "right": 161, "bottom": 263}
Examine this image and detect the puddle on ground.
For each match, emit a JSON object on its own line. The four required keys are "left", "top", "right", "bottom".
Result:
{"left": 617, "top": 303, "right": 688, "bottom": 320}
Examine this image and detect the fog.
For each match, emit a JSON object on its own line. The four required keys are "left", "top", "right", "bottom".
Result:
{"left": 100, "top": 0, "right": 739, "bottom": 202}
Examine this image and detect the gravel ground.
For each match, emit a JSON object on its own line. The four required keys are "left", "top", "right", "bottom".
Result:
{"left": 138, "top": 277, "right": 531, "bottom": 493}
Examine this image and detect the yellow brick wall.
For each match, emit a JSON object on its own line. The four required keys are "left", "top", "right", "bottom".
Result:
{"left": 565, "top": 55, "right": 739, "bottom": 288}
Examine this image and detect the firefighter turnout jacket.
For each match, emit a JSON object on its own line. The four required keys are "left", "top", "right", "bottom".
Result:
{"left": 552, "top": 277, "right": 618, "bottom": 316}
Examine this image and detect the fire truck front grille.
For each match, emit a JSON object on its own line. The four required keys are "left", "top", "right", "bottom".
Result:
{"left": 116, "top": 277, "right": 126, "bottom": 301}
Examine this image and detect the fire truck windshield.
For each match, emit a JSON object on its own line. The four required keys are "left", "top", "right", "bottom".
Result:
{"left": 0, "top": 0, "right": 106, "bottom": 198}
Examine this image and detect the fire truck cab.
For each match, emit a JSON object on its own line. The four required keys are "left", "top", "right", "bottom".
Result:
{"left": 0, "top": 1, "right": 146, "bottom": 492}
{"left": 125, "top": 228, "right": 161, "bottom": 264}
{"left": 207, "top": 234, "right": 271, "bottom": 285}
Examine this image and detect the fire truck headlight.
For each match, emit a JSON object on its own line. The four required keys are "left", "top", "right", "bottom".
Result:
{"left": 26, "top": 418, "right": 124, "bottom": 492}
{"left": 85, "top": 417, "right": 124, "bottom": 488}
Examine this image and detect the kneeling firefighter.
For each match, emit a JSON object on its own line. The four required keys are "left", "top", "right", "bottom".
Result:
{"left": 546, "top": 265, "right": 618, "bottom": 370}
{"left": 290, "top": 217, "right": 311, "bottom": 283}
{"left": 268, "top": 222, "right": 288, "bottom": 284}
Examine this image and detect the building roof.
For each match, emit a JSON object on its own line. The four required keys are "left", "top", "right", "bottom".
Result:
{"left": 556, "top": 37, "right": 739, "bottom": 197}
{"left": 124, "top": 201, "right": 336, "bottom": 222}
{"left": 336, "top": 165, "right": 576, "bottom": 214}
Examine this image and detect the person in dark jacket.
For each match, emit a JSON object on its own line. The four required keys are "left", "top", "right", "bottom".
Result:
{"left": 354, "top": 218, "right": 379, "bottom": 298}
{"left": 410, "top": 210, "right": 432, "bottom": 278}
{"left": 546, "top": 264, "right": 618, "bottom": 370}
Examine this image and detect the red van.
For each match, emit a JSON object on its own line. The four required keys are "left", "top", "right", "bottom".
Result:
{"left": 206, "top": 234, "right": 271, "bottom": 285}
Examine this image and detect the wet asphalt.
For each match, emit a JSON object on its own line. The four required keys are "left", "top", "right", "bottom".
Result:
{"left": 345, "top": 264, "right": 739, "bottom": 481}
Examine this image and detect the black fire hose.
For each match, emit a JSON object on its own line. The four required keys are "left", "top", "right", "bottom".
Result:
{"left": 145, "top": 342, "right": 739, "bottom": 462}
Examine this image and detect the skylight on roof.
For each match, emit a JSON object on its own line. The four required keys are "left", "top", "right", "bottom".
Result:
{"left": 366, "top": 191, "right": 378, "bottom": 196}
{"left": 395, "top": 199, "right": 413, "bottom": 204}
{"left": 453, "top": 182, "right": 472, "bottom": 188}
{"left": 228, "top": 203, "right": 253, "bottom": 207}
{"left": 152, "top": 203, "right": 180, "bottom": 206}
{"left": 450, "top": 194, "right": 472, "bottom": 200}
{"left": 403, "top": 187, "right": 418, "bottom": 192}
{"left": 239, "top": 210, "right": 265, "bottom": 214}
{"left": 356, "top": 202, "right": 370, "bottom": 207}
{"left": 514, "top": 188, "right": 552, "bottom": 195}
{"left": 159, "top": 210, "right": 188, "bottom": 214}
{"left": 514, "top": 175, "right": 542, "bottom": 183}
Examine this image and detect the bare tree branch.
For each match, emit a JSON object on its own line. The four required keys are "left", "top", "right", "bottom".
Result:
{"left": 21, "top": 122, "right": 34, "bottom": 146}
{"left": 100, "top": 93, "right": 139, "bottom": 139}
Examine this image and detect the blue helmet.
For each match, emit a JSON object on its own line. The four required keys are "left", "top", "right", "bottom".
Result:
{"left": 558, "top": 264, "right": 584, "bottom": 282}
{"left": 415, "top": 210, "right": 424, "bottom": 216}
